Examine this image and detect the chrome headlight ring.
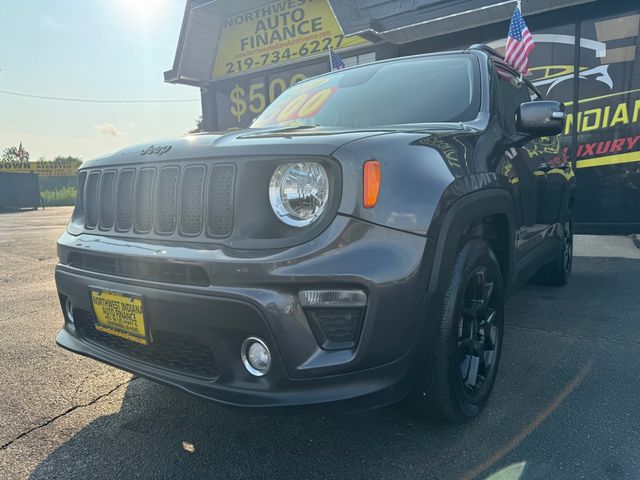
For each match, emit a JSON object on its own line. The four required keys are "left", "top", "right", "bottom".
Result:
{"left": 269, "top": 162, "right": 329, "bottom": 227}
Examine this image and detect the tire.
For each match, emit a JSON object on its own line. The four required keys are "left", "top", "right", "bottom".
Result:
{"left": 407, "top": 239, "right": 505, "bottom": 423}
{"left": 535, "top": 209, "right": 573, "bottom": 286}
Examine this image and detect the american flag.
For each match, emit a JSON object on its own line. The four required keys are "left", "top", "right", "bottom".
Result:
{"left": 505, "top": 4, "right": 535, "bottom": 74}
{"left": 329, "top": 49, "right": 346, "bottom": 71}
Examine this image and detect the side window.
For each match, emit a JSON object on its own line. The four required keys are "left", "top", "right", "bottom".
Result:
{"left": 496, "top": 66, "right": 528, "bottom": 135}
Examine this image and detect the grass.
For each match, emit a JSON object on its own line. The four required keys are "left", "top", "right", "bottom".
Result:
{"left": 41, "top": 186, "right": 77, "bottom": 207}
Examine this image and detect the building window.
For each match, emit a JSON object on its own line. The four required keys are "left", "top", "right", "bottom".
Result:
{"left": 342, "top": 52, "right": 376, "bottom": 68}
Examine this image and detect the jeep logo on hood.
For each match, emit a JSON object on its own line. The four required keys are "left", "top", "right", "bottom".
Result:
{"left": 140, "top": 145, "right": 172, "bottom": 156}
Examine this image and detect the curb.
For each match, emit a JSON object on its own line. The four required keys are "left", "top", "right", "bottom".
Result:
{"left": 632, "top": 234, "right": 640, "bottom": 250}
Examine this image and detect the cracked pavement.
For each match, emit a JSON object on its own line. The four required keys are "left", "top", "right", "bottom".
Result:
{"left": 1, "top": 207, "right": 640, "bottom": 479}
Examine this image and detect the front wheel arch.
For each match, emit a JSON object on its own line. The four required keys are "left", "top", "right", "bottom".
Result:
{"left": 426, "top": 189, "right": 515, "bottom": 300}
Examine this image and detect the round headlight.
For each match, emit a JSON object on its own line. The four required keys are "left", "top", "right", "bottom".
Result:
{"left": 269, "top": 162, "right": 329, "bottom": 227}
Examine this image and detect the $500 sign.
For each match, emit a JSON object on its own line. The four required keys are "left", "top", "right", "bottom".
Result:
{"left": 228, "top": 74, "right": 307, "bottom": 123}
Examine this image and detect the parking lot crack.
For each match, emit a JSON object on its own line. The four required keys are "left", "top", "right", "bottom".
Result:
{"left": 0, "top": 377, "right": 136, "bottom": 451}
{"left": 506, "top": 323, "right": 639, "bottom": 347}
{"left": 71, "top": 369, "right": 100, "bottom": 402}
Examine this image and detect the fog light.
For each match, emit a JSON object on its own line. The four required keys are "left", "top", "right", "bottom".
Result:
{"left": 241, "top": 337, "right": 271, "bottom": 376}
{"left": 299, "top": 289, "right": 367, "bottom": 307}
{"left": 64, "top": 296, "right": 74, "bottom": 323}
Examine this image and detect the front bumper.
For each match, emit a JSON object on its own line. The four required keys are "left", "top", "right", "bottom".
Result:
{"left": 55, "top": 215, "right": 435, "bottom": 411}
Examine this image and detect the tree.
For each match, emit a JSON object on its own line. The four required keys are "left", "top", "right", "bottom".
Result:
{"left": 1, "top": 146, "right": 29, "bottom": 162}
{"left": 188, "top": 116, "right": 204, "bottom": 134}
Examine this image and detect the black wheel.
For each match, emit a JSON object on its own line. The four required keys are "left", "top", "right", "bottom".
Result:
{"left": 535, "top": 209, "right": 573, "bottom": 286}
{"left": 408, "top": 239, "right": 505, "bottom": 423}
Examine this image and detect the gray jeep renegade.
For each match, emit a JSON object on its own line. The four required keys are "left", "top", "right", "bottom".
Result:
{"left": 55, "top": 46, "right": 573, "bottom": 422}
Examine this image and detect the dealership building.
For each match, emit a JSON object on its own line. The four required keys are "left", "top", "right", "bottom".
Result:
{"left": 166, "top": 0, "right": 640, "bottom": 232}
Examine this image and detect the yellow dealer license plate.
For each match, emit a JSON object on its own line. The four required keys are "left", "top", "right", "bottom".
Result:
{"left": 90, "top": 289, "right": 149, "bottom": 345}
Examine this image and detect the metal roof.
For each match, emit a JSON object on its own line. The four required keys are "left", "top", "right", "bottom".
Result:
{"left": 327, "top": 0, "right": 597, "bottom": 43}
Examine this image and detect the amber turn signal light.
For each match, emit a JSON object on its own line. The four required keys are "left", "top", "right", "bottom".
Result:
{"left": 363, "top": 160, "right": 381, "bottom": 208}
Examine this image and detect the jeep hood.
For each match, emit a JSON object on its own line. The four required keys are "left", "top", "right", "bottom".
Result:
{"left": 81, "top": 126, "right": 400, "bottom": 169}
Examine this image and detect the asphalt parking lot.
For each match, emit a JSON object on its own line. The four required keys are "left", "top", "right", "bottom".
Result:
{"left": 1, "top": 207, "right": 640, "bottom": 480}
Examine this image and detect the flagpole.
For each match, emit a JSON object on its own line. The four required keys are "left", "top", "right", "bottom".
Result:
{"left": 516, "top": 0, "right": 524, "bottom": 82}
{"left": 517, "top": 0, "right": 524, "bottom": 80}
{"left": 328, "top": 47, "right": 334, "bottom": 71}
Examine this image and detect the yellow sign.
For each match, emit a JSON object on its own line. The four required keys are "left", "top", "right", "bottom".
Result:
{"left": 0, "top": 159, "right": 81, "bottom": 176}
{"left": 91, "top": 290, "right": 148, "bottom": 345}
{"left": 213, "top": 0, "right": 367, "bottom": 78}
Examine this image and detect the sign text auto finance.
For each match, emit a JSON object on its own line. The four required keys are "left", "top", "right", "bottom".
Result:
{"left": 92, "top": 295, "right": 142, "bottom": 324}
{"left": 213, "top": 0, "right": 366, "bottom": 77}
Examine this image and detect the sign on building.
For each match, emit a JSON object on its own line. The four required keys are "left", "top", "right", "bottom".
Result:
{"left": 0, "top": 158, "right": 81, "bottom": 177}
{"left": 213, "top": 0, "right": 366, "bottom": 78}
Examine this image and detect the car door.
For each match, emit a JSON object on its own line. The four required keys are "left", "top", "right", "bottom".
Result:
{"left": 494, "top": 63, "right": 550, "bottom": 260}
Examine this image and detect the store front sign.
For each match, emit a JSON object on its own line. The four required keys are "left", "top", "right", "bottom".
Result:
{"left": 213, "top": 0, "right": 366, "bottom": 78}
{"left": 0, "top": 159, "right": 81, "bottom": 177}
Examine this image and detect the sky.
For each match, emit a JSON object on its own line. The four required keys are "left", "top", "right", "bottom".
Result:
{"left": 0, "top": 0, "right": 201, "bottom": 161}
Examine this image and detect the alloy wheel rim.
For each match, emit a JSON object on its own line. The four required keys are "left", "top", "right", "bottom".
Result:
{"left": 457, "top": 267, "right": 499, "bottom": 397}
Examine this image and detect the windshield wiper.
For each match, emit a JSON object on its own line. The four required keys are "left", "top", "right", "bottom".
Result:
{"left": 259, "top": 125, "right": 320, "bottom": 133}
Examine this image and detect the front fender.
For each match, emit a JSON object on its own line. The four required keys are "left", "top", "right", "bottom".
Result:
{"left": 427, "top": 187, "right": 515, "bottom": 299}
{"left": 333, "top": 132, "right": 472, "bottom": 235}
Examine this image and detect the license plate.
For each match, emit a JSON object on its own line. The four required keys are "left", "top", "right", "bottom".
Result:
{"left": 90, "top": 289, "right": 149, "bottom": 345}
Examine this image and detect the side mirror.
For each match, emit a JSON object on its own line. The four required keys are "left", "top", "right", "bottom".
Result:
{"left": 516, "top": 101, "right": 565, "bottom": 137}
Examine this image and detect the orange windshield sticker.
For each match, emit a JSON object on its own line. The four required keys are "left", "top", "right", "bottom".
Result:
{"left": 276, "top": 93, "right": 310, "bottom": 123}
{"left": 298, "top": 88, "right": 335, "bottom": 118}
{"left": 272, "top": 87, "right": 336, "bottom": 124}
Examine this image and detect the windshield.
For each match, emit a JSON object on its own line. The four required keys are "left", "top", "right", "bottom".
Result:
{"left": 252, "top": 54, "right": 481, "bottom": 129}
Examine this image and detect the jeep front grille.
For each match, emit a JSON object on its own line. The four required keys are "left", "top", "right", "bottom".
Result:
{"left": 207, "top": 165, "right": 235, "bottom": 237}
{"left": 134, "top": 168, "right": 155, "bottom": 234}
{"left": 115, "top": 169, "right": 135, "bottom": 232}
{"left": 98, "top": 170, "right": 116, "bottom": 230}
{"left": 85, "top": 171, "right": 100, "bottom": 229}
{"left": 156, "top": 167, "right": 179, "bottom": 234}
{"left": 81, "top": 164, "right": 235, "bottom": 238}
{"left": 180, "top": 165, "right": 205, "bottom": 236}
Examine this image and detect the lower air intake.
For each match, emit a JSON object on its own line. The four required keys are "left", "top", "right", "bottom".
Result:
{"left": 304, "top": 308, "right": 365, "bottom": 351}
{"left": 74, "top": 309, "right": 219, "bottom": 379}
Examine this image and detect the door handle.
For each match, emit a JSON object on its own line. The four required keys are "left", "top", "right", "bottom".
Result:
{"left": 537, "top": 162, "right": 571, "bottom": 173}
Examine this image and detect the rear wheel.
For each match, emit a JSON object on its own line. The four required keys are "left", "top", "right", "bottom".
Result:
{"left": 408, "top": 239, "right": 505, "bottom": 423}
{"left": 535, "top": 209, "right": 573, "bottom": 286}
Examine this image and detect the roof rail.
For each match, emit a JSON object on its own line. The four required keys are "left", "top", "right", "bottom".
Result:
{"left": 468, "top": 44, "right": 505, "bottom": 60}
